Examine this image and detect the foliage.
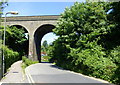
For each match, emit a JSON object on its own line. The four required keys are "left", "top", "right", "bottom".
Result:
{"left": 42, "top": 40, "right": 48, "bottom": 49}
{"left": 107, "top": 46, "right": 120, "bottom": 83}
{"left": 2, "top": 45, "right": 20, "bottom": 72}
{"left": 0, "top": 26, "right": 28, "bottom": 57}
{"left": 48, "top": 38, "right": 70, "bottom": 65}
{"left": 0, "top": 24, "right": 28, "bottom": 75}
{"left": 41, "top": 56, "right": 51, "bottom": 62}
{"left": 108, "top": 46, "right": 120, "bottom": 64}
{"left": 41, "top": 40, "right": 48, "bottom": 53}
{"left": 0, "top": 0, "right": 8, "bottom": 16}
{"left": 108, "top": 2, "right": 120, "bottom": 24}
{"left": 47, "top": 44, "right": 55, "bottom": 62}
{"left": 22, "top": 56, "right": 38, "bottom": 69}
{"left": 68, "top": 46, "right": 118, "bottom": 83}
{"left": 48, "top": 2, "right": 120, "bottom": 84}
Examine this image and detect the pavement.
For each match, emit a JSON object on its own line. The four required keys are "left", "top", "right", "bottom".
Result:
{"left": 0, "top": 60, "right": 28, "bottom": 83}
{"left": 0, "top": 61, "right": 111, "bottom": 84}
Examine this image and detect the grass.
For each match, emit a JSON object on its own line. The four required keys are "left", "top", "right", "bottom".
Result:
{"left": 21, "top": 56, "right": 39, "bottom": 71}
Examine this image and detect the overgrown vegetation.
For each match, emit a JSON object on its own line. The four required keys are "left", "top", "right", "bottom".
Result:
{"left": 0, "top": 0, "right": 8, "bottom": 17}
{"left": 0, "top": 1, "right": 27, "bottom": 74}
{"left": 1, "top": 26, "right": 28, "bottom": 57}
{"left": 41, "top": 40, "right": 48, "bottom": 53}
{"left": 2, "top": 46, "right": 20, "bottom": 72}
{"left": 0, "top": 26, "right": 28, "bottom": 74}
{"left": 41, "top": 56, "right": 51, "bottom": 62}
{"left": 48, "top": 2, "right": 120, "bottom": 84}
{"left": 41, "top": 40, "right": 52, "bottom": 62}
{"left": 0, "top": 1, "right": 8, "bottom": 78}
{"left": 22, "top": 56, "right": 38, "bottom": 69}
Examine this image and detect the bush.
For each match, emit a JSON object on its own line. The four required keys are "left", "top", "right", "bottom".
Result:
{"left": 22, "top": 56, "right": 38, "bottom": 68}
{"left": 66, "top": 44, "right": 118, "bottom": 83}
{"left": 41, "top": 56, "right": 51, "bottom": 62}
{"left": 2, "top": 46, "right": 20, "bottom": 72}
{"left": 48, "top": 2, "right": 120, "bottom": 84}
{"left": 108, "top": 46, "right": 120, "bottom": 64}
{"left": 107, "top": 46, "right": 120, "bottom": 83}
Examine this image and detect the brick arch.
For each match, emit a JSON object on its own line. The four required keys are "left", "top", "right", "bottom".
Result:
{"left": 1, "top": 15, "right": 60, "bottom": 61}
{"left": 34, "top": 24, "right": 55, "bottom": 62}
{"left": 8, "top": 24, "right": 30, "bottom": 34}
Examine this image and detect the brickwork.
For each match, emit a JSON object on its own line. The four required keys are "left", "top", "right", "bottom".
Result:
{"left": 1, "top": 15, "right": 60, "bottom": 61}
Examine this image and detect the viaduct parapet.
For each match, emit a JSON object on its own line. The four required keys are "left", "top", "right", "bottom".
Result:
{"left": 1, "top": 15, "right": 60, "bottom": 62}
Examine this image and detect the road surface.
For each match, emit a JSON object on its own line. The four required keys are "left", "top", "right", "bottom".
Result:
{"left": 25, "top": 63, "right": 110, "bottom": 83}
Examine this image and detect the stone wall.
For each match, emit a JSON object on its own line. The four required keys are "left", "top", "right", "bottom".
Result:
{"left": 1, "top": 15, "right": 60, "bottom": 61}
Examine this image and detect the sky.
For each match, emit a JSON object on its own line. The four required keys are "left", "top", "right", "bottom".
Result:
{"left": 3, "top": 2, "right": 75, "bottom": 16}
{"left": 2, "top": 1, "right": 85, "bottom": 44}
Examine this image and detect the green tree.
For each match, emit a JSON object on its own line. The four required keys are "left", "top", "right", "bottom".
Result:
{"left": 0, "top": 26, "right": 28, "bottom": 57}
{"left": 0, "top": 26, "right": 28, "bottom": 74}
{"left": 2, "top": 45, "right": 19, "bottom": 72}
{"left": 107, "top": 2, "right": 120, "bottom": 83}
{"left": 0, "top": 0, "right": 8, "bottom": 79}
{"left": 41, "top": 40, "right": 48, "bottom": 53}
{"left": 53, "top": 1, "right": 113, "bottom": 63}
{"left": 109, "top": 2, "right": 120, "bottom": 24}
{"left": 43, "top": 40, "right": 48, "bottom": 49}
{"left": 54, "top": 2, "right": 112, "bottom": 48}
{"left": 100, "top": 2, "right": 120, "bottom": 50}
{"left": 0, "top": 0, "right": 8, "bottom": 16}
{"left": 49, "top": 2, "right": 119, "bottom": 84}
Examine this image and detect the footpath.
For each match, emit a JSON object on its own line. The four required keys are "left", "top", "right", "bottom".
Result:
{"left": 0, "top": 61, "right": 28, "bottom": 83}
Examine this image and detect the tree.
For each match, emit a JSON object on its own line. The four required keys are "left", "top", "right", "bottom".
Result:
{"left": 54, "top": 2, "right": 113, "bottom": 48}
{"left": 107, "top": 2, "right": 120, "bottom": 83}
{"left": 0, "top": 1, "right": 8, "bottom": 18}
{"left": 109, "top": 2, "right": 120, "bottom": 23}
{"left": 41, "top": 40, "right": 48, "bottom": 53}
{"left": 42, "top": 40, "right": 48, "bottom": 49}
{"left": 49, "top": 2, "right": 119, "bottom": 84}
{"left": 0, "top": 0, "right": 8, "bottom": 79}
{"left": 0, "top": 26, "right": 28, "bottom": 57}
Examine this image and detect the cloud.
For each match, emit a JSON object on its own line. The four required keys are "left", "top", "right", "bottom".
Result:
{"left": 41, "top": 33, "right": 59, "bottom": 45}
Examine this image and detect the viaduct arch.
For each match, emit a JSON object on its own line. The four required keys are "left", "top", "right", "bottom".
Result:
{"left": 1, "top": 15, "right": 60, "bottom": 62}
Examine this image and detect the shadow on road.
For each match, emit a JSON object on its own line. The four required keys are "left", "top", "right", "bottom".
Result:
{"left": 41, "top": 62, "right": 50, "bottom": 63}
{"left": 40, "top": 62, "right": 64, "bottom": 70}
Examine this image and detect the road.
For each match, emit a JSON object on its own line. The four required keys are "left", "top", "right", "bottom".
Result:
{"left": 25, "top": 63, "right": 110, "bottom": 83}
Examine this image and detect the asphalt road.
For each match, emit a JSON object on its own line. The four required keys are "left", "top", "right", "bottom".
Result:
{"left": 25, "top": 63, "right": 110, "bottom": 83}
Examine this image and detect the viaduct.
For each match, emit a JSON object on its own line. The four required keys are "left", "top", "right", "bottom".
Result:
{"left": 1, "top": 15, "right": 60, "bottom": 62}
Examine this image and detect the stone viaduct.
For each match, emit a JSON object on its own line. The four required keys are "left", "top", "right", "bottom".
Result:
{"left": 2, "top": 15, "right": 60, "bottom": 62}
